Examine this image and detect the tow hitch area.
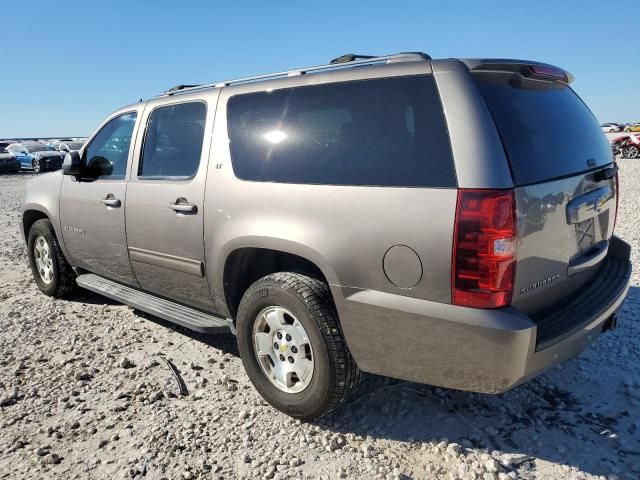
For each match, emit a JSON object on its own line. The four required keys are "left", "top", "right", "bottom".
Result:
{"left": 602, "top": 313, "right": 618, "bottom": 332}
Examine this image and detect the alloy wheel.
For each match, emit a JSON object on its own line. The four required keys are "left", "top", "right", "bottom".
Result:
{"left": 626, "top": 146, "right": 639, "bottom": 159}
{"left": 33, "top": 236, "right": 54, "bottom": 284}
{"left": 252, "top": 306, "right": 314, "bottom": 393}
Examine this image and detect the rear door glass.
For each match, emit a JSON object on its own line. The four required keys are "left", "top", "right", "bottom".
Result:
{"left": 473, "top": 73, "right": 612, "bottom": 185}
{"left": 139, "top": 102, "right": 206, "bottom": 178}
{"left": 226, "top": 75, "right": 456, "bottom": 187}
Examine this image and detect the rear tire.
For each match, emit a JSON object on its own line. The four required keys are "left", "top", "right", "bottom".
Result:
{"left": 236, "top": 272, "right": 360, "bottom": 419}
{"left": 32, "top": 159, "right": 42, "bottom": 173}
{"left": 27, "top": 219, "right": 76, "bottom": 297}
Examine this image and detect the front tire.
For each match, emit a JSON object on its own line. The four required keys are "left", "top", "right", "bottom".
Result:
{"left": 27, "top": 219, "right": 76, "bottom": 297}
{"left": 32, "top": 158, "right": 42, "bottom": 173}
{"left": 236, "top": 272, "right": 360, "bottom": 419}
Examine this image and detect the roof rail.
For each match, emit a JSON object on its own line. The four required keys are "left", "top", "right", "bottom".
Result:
{"left": 165, "top": 84, "right": 201, "bottom": 93}
{"left": 158, "top": 51, "right": 430, "bottom": 97}
{"left": 329, "top": 53, "right": 376, "bottom": 64}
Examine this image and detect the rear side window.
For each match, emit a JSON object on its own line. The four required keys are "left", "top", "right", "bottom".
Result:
{"left": 473, "top": 73, "right": 612, "bottom": 185}
{"left": 139, "top": 102, "right": 206, "bottom": 178}
{"left": 226, "top": 76, "right": 455, "bottom": 187}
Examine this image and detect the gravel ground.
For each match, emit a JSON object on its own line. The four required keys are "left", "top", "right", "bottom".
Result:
{"left": 1, "top": 161, "right": 639, "bottom": 480}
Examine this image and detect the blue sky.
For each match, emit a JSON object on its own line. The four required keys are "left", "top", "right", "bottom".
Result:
{"left": 2, "top": 0, "right": 638, "bottom": 137}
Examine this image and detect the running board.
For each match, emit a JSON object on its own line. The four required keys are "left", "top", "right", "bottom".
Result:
{"left": 76, "top": 273, "right": 234, "bottom": 334}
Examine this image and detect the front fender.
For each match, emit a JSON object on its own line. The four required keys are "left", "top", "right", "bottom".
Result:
{"left": 21, "top": 171, "right": 71, "bottom": 262}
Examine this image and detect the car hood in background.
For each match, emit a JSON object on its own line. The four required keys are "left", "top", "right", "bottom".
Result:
{"left": 33, "top": 151, "right": 64, "bottom": 159}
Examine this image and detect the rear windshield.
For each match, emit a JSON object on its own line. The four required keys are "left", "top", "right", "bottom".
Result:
{"left": 227, "top": 76, "right": 456, "bottom": 187}
{"left": 473, "top": 73, "right": 612, "bottom": 185}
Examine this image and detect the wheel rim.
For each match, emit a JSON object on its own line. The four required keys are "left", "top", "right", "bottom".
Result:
{"left": 252, "top": 306, "right": 314, "bottom": 393}
{"left": 33, "top": 159, "right": 40, "bottom": 172}
{"left": 33, "top": 236, "right": 54, "bottom": 284}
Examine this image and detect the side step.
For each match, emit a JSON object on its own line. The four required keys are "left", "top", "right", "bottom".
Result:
{"left": 76, "top": 273, "right": 234, "bottom": 334}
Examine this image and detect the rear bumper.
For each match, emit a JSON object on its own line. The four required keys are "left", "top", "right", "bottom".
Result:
{"left": 336, "top": 236, "right": 631, "bottom": 394}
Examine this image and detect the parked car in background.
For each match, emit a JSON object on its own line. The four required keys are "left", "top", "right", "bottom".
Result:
{"left": 1, "top": 141, "right": 19, "bottom": 152}
{"left": 612, "top": 134, "right": 640, "bottom": 158}
{"left": 49, "top": 140, "right": 85, "bottom": 153}
{"left": 46, "top": 139, "right": 72, "bottom": 148}
{"left": 601, "top": 123, "right": 622, "bottom": 133}
{"left": 6, "top": 142, "right": 65, "bottom": 172}
{"left": 624, "top": 123, "right": 640, "bottom": 132}
{"left": 0, "top": 150, "right": 21, "bottom": 173}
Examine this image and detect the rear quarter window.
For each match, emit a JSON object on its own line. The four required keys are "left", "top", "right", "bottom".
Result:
{"left": 473, "top": 73, "right": 612, "bottom": 185}
{"left": 226, "top": 76, "right": 455, "bottom": 187}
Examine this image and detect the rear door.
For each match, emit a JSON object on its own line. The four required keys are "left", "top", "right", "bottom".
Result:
{"left": 472, "top": 69, "right": 617, "bottom": 315}
{"left": 125, "top": 96, "right": 217, "bottom": 311}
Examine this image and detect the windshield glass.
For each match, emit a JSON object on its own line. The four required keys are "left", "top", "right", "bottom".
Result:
{"left": 26, "top": 144, "right": 54, "bottom": 152}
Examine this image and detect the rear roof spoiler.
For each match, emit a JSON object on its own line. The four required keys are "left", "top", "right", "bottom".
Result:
{"left": 460, "top": 58, "right": 574, "bottom": 84}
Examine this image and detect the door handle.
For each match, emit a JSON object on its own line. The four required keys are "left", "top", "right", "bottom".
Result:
{"left": 169, "top": 198, "right": 197, "bottom": 214}
{"left": 101, "top": 194, "right": 121, "bottom": 207}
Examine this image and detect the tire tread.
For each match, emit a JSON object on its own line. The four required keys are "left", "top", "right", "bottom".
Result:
{"left": 238, "top": 272, "right": 361, "bottom": 418}
{"left": 29, "top": 219, "right": 76, "bottom": 297}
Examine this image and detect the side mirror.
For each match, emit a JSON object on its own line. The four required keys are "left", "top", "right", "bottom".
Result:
{"left": 62, "top": 150, "right": 83, "bottom": 176}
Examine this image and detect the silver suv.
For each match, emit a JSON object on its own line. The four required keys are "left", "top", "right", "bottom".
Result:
{"left": 22, "top": 53, "right": 631, "bottom": 419}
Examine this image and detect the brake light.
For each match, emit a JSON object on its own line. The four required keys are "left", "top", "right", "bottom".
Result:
{"left": 452, "top": 190, "right": 516, "bottom": 308}
{"left": 523, "top": 65, "right": 569, "bottom": 84}
{"left": 528, "top": 65, "right": 566, "bottom": 79}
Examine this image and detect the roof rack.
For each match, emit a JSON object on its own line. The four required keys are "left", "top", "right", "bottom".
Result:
{"left": 158, "top": 51, "right": 430, "bottom": 97}
{"left": 329, "top": 53, "right": 376, "bottom": 64}
{"left": 165, "top": 84, "right": 201, "bottom": 93}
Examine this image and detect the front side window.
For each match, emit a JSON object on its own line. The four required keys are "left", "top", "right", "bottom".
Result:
{"left": 84, "top": 112, "right": 137, "bottom": 178}
{"left": 139, "top": 102, "right": 206, "bottom": 178}
{"left": 226, "top": 75, "right": 455, "bottom": 187}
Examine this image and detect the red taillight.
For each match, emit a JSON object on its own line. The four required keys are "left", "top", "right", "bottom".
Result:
{"left": 528, "top": 65, "right": 566, "bottom": 80}
{"left": 452, "top": 189, "right": 516, "bottom": 309}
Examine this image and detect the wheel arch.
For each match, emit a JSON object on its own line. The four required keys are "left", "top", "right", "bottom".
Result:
{"left": 22, "top": 208, "right": 50, "bottom": 241}
{"left": 222, "top": 245, "right": 338, "bottom": 321}
{"left": 22, "top": 204, "right": 72, "bottom": 264}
